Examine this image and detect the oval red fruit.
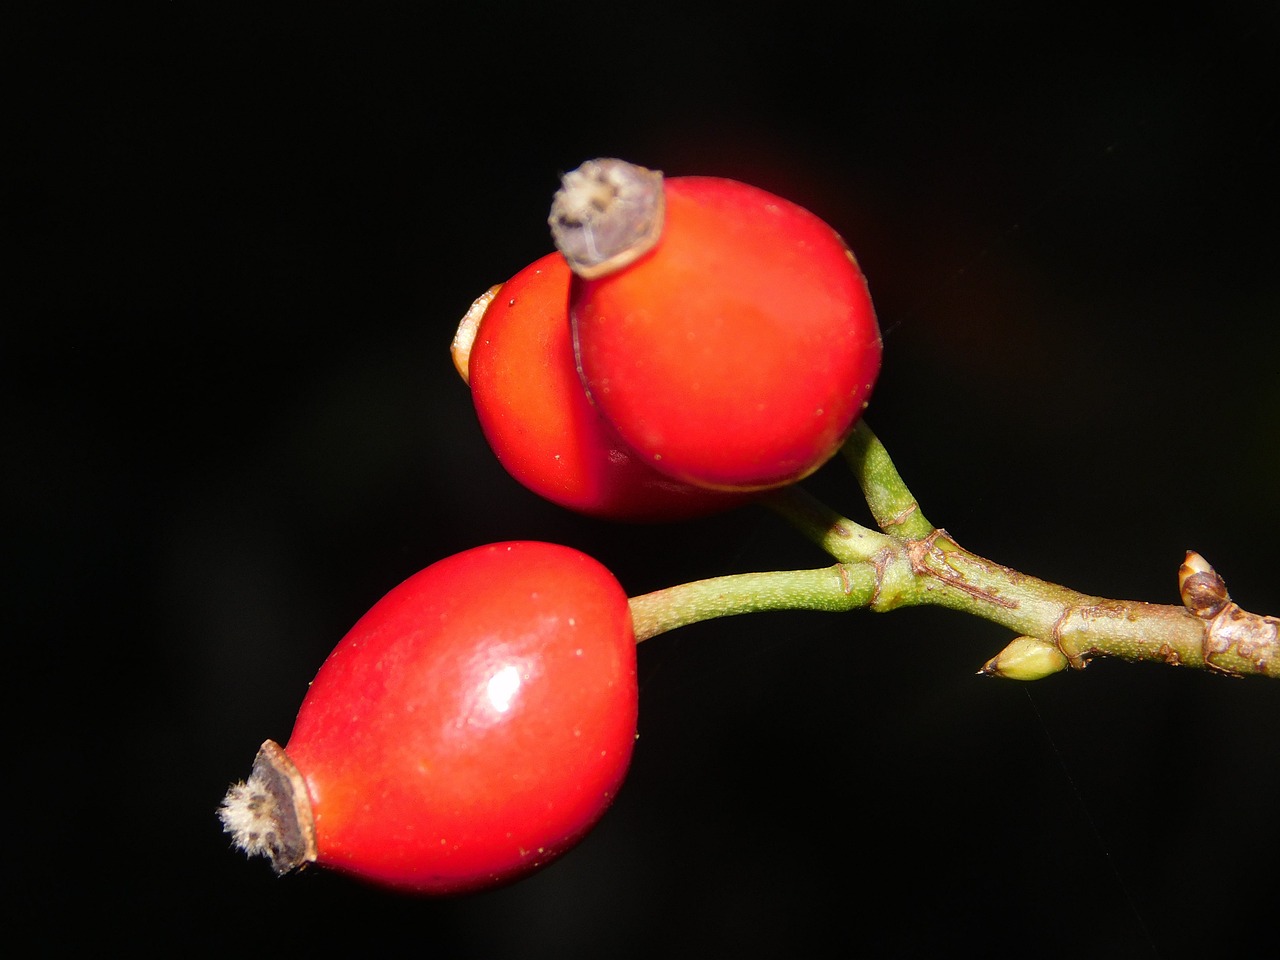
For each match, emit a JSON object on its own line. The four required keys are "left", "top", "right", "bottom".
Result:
{"left": 458, "top": 252, "right": 753, "bottom": 520}
{"left": 220, "top": 541, "right": 638, "bottom": 894}
{"left": 554, "top": 161, "right": 882, "bottom": 492}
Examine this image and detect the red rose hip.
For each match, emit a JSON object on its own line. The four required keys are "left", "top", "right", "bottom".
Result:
{"left": 453, "top": 252, "right": 751, "bottom": 520}
{"left": 551, "top": 159, "right": 882, "bottom": 492}
{"left": 219, "top": 541, "right": 638, "bottom": 894}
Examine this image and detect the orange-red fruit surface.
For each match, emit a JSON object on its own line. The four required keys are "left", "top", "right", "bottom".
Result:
{"left": 469, "top": 253, "right": 752, "bottom": 519}
{"left": 283, "top": 541, "right": 638, "bottom": 893}
{"left": 571, "top": 177, "right": 882, "bottom": 491}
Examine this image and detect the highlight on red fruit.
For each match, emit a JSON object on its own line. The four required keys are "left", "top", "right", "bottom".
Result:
{"left": 453, "top": 252, "right": 753, "bottom": 521}
{"left": 219, "top": 541, "right": 638, "bottom": 895}
{"left": 550, "top": 158, "right": 882, "bottom": 492}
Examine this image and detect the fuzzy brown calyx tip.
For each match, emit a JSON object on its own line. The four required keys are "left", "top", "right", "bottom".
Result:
{"left": 218, "top": 739, "right": 317, "bottom": 876}
{"left": 549, "top": 158, "right": 665, "bottom": 280}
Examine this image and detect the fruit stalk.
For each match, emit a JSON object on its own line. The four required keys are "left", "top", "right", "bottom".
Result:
{"left": 630, "top": 424, "right": 1278, "bottom": 679}
{"left": 629, "top": 564, "right": 875, "bottom": 641}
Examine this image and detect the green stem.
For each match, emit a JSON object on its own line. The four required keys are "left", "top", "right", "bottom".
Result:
{"left": 868, "top": 530, "right": 1235, "bottom": 674}
{"left": 758, "top": 485, "right": 889, "bottom": 563}
{"left": 629, "top": 564, "right": 877, "bottom": 641}
{"left": 629, "top": 422, "right": 1279, "bottom": 680}
{"left": 842, "top": 420, "right": 934, "bottom": 537}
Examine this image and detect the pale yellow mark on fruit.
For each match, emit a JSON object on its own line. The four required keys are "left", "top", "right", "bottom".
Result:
{"left": 451, "top": 283, "right": 501, "bottom": 384}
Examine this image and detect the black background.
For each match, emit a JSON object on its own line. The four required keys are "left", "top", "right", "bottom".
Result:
{"left": 11, "top": 4, "right": 1278, "bottom": 956}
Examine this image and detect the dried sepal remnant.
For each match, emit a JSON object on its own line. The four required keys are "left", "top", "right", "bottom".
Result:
{"left": 451, "top": 283, "right": 501, "bottom": 384}
{"left": 549, "top": 159, "right": 665, "bottom": 279}
{"left": 218, "top": 739, "right": 316, "bottom": 876}
{"left": 1179, "top": 551, "right": 1279, "bottom": 675}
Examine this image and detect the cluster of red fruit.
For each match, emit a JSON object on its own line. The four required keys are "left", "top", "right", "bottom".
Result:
{"left": 220, "top": 159, "right": 882, "bottom": 893}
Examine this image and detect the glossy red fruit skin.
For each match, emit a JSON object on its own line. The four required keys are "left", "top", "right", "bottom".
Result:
{"left": 571, "top": 176, "right": 882, "bottom": 491}
{"left": 283, "top": 541, "right": 637, "bottom": 894}
{"left": 467, "top": 252, "right": 753, "bottom": 520}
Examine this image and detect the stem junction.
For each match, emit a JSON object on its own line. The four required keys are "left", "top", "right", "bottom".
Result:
{"left": 628, "top": 422, "right": 1279, "bottom": 680}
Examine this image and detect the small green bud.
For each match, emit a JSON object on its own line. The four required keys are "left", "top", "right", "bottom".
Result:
{"left": 981, "top": 636, "right": 1069, "bottom": 681}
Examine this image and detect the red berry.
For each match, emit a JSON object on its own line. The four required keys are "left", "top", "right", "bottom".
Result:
{"left": 551, "top": 159, "right": 882, "bottom": 492}
{"left": 454, "top": 252, "right": 753, "bottom": 520}
{"left": 219, "top": 541, "right": 638, "bottom": 894}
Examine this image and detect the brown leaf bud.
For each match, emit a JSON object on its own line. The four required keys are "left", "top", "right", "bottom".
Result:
{"left": 1179, "top": 550, "right": 1230, "bottom": 620}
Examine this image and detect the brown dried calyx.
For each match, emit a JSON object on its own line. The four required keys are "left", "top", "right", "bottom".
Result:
{"left": 549, "top": 159, "right": 665, "bottom": 280}
{"left": 218, "top": 739, "right": 317, "bottom": 875}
